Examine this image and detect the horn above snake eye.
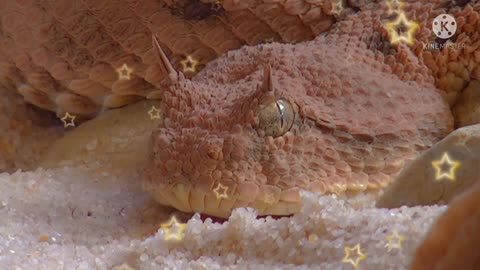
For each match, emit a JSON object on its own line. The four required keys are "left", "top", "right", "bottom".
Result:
{"left": 261, "top": 63, "right": 274, "bottom": 94}
{"left": 255, "top": 63, "right": 295, "bottom": 137}
{"left": 152, "top": 35, "right": 178, "bottom": 83}
{"left": 256, "top": 63, "right": 277, "bottom": 106}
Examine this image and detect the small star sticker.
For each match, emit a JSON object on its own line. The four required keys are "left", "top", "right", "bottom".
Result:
{"left": 264, "top": 38, "right": 274, "bottom": 44}
{"left": 331, "top": 0, "right": 344, "bottom": 16}
{"left": 385, "top": 0, "right": 405, "bottom": 15}
{"left": 212, "top": 182, "right": 228, "bottom": 199}
{"left": 342, "top": 243, "right": 367, "bottom": 268}
{"left": 160, "top": 215, "right": 187, "bottom": 241}
{"left": 431, "top": 152, "right": 461, "bottom": 182}
{"left": 264, "top": 193, "right": 275, "bottom": 204}
{"left": 180, "top": 55, "right": 198, "bottom": 73}
{"left": 60, "top": 112, "right": 76, "bottom": 128}
{"left": 308, "top": 233, "right": 318, "bottom": 243}
{"left": 148, "top": 106, "right": 161, "bottom": 119}
{"left": 345, "top": 54, "right": 354, "bottom": 67}
{"left": 117, "top": 63, "right": 134, "bottom": 80}
{"left": 211, "top": 0, "right": 222, "bottom": 12}
{"left": 384, "top": 11, "right": 419, "bottom": 45}
{"left": 385, "top": 230, "right": 406, "bottom": 251}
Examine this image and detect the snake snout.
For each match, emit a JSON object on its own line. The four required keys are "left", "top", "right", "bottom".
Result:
{"left": 144, "top": 125, "right": 291, "bottom": 218}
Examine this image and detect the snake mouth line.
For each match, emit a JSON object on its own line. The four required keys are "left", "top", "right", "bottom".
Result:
{"left": 143, "top": 181, "right": 303, "bottom": 218}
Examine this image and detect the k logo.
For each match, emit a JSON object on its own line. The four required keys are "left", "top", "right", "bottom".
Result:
{"left": 432, "top": 14, "right": 457, "bottom": 39}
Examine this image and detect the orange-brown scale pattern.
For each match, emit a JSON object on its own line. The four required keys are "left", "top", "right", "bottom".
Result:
{"left": 143, "top": 1, "right": 480, "bottom": 217}
{"left": 144, "top": 32, "right": 453, "bottom": 217}
{"left": 0, "top": 0, "right": 338, "bottom": 118}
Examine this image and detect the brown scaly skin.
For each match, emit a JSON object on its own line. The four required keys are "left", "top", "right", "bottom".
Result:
{"left": 2, "top": 4, "right": 480, "bottom": 268}
{"left": 143, "top": 1, "right": 468, "bottom": 217}
{"left": 142, "top": 1, "right": 480, "bottom": 217}
{"left": 0, "top": 0, "right": 340, "bottom": 118}
{"left": 1, "top": 1, "right": 479, "bottom": 217}
{"left": 145, "top": 0, "right": 479, "bottom": 217}
{"left": 143, "top": 1, "right": 480, "bottom": 217}
{"left": 0, "top": 0, "right": 349, "bottom": 171}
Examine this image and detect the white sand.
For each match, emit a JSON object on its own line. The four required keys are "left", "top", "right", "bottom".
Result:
{"left": 0, "top": 165, "right": 446, "bottom": 270}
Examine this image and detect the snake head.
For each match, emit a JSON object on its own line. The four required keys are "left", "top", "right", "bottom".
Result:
{"left": 144, "top": 35, "right": 452, "bottom": 218}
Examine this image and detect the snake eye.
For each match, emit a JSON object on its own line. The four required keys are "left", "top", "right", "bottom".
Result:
{"left": 257, "top": 98, "right": 294, "bottom": 137}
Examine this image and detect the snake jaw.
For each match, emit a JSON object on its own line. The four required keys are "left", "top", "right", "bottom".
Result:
{"left": 143, "top": 180, "right": 303, "bottom": 218}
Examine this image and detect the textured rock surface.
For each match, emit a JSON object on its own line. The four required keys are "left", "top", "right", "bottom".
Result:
{"left": 0, "top": 87, "right": 62, "bottom": 172}
{"left": 377, "top": 124, "right": 480, "bottom": 208}
{"left": 409, "top": 180, "right": 480, "bottom": 270}
{"left": 0, "top": 166, "right": 446, "bottom": 270}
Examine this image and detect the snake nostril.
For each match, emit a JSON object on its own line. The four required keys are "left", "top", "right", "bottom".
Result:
{"left": 199, "top": 137, "right": 224, "bottom": 161}
{"left": 207, "top": 150, "right": 219, "bottom": 160}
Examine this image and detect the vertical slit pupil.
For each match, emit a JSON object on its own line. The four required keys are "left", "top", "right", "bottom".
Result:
{"left": 276, "top": 101, "right": 284, "bottom": 129}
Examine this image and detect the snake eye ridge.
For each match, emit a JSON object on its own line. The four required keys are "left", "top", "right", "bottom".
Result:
{"left": 257, "top": 98, "right": 294, "bottom": 137}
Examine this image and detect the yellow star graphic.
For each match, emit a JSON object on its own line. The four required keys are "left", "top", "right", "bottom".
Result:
{"left": 160, "top": 215, "right": 187, "bottom": 241}
{"left": 117, "top": 63, "right": 134, "bottom": 80}
{"left": 264, "top": 193, "right": 275, "bottom": 204}
{"left": 385, "top": 230, "right": 406, "bottom": 251}
{"left": 384, "top": 11, "right": 419, "bottom": 45}
{"left": 264, "top": 38, "right": 274, "bottom": 44}
{"left": 331, "top": 0, "right": 344, "bottom": 16}
{"left": 385, "top": 0, "right": 405, "bottom": 15}
{"left": 308, "top": 233, "right": 318, "bottom": 243}
{"left": 60, "top": 112, "right": 76, "bottom": 128}
{"left": 148, "top": 106, "right": 161, "bottom": 120}
{"left": 212, "top": 182, "right": 228, "bottom": 199}
{"left": 212, "top": 0, "right": 222, "bottom": 12}
{"left": 180, "top": 55, "right": 198, "bottom": 73}
{"left": 431, "top": 152, "right": 461, "bottom": 182}
{"left": 342, "top": 243, "right": 367, "bottom": 268}
{"left": 345, "top": 53, "right": 354, "bottom": 67}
